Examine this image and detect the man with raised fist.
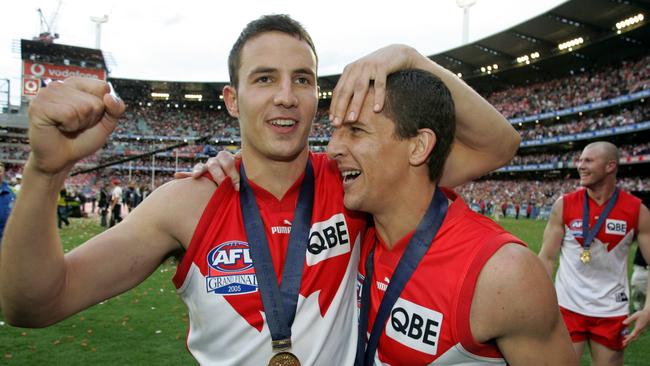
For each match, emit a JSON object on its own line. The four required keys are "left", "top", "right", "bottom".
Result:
{"left": 0, "top": 15, "right": 521, "bottom": 365}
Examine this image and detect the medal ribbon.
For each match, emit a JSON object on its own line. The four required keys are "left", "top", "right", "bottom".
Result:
{"left": 356, "top": 188, "right": 448, "bottom": 366}
{"left": 239, "top": 160, "right": 314, "bottom": 350}
{"left": 582, "top": 188, "right": 619, "bottom": 252}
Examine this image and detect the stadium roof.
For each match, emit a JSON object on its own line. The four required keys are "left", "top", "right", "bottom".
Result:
{"left": 110, "top": 0, "right": 650, "bottom": 102}
{"left": 320, "top": 0, "right": 650, "bottom": 93}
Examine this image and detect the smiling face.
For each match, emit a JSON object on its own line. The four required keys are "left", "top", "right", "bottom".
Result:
{"left": 327, "top": 70, "right": 456, "bottom": 217}
{"left": 224, "top": 31, "right": 318, "bottom": 163}
{"left": 577, "top": 143, "right": 617, "bottom": 188}
{"left": 327, "top": 89, "right": 415, "bottom": 215}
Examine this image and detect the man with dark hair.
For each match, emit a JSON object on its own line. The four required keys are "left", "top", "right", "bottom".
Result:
{"left": 326, "top": 56, "right": 576, "bottom": 364}
{"left": 228, "top": 14, "right": 317, "bottom": 89}
{"left": 1, "top": 15, "right": 519, "bottom": 364}
{"left": 539, "top": 141, "right": 650, "bottom": 366}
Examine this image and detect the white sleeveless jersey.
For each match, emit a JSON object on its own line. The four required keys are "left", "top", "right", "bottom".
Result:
{"left": 555, "top": 189, "right": 641, "bottom": 317}
{"left": 173, "top": 154, "right": 368, "bottom": 365}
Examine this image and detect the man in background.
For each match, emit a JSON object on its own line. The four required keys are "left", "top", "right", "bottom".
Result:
{"left": 109, "top": 178, "right": 123, "bottom": 227}
{"left": 0, "top": 163, "right": 15, "bottom": 241}
{"left": 539, "top": 141, "right": 650, "bottom": 366}
{"left": 97, "top": 181, "right": 110, "bottom": 227}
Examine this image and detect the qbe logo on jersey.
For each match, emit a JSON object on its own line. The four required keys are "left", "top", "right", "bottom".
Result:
{"left": 306, "top": 213, "right": 351, "bottom": 266}
{"left": 605, "top": 219, "right": 627, "bottom": 235}
{"left": 387, "top": 298, "right": 443, "bottom": 356}
{"left": 205, "top": 241, "right": 258, "bottom": 296}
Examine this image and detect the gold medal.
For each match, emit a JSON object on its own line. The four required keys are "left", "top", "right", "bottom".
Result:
{"left": 580, "top": 248, "right": 591, "bottom": 264}
{"left": 268, "top": 352, "right": 301, "bottom": 366}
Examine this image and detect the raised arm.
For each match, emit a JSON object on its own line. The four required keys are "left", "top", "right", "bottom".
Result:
{"left": 0, "top": 78, "right": 200, "bottom": 327}
{"left": 472, "top": 244, "right": 578, "bottom": 365}
{"left": 623, "top": 203, "right": 650, "bottom": 345}
{"left": 329, "top": 44, "right": 521, "bottom": 187}
{"left": 538, "top": 197, "right": 565, "bottom": 278}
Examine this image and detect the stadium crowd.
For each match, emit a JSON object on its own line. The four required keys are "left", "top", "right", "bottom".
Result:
{"left": 517, "top": 103, "right": 649, "bottom": 141}
{"left": 508, "top": 142, "right": 650, "bottom": 166}
{"left": 488, "top": 53, "right": 650, "bottom": 118}
{"left": 1, "top": 50, "right": 648, "bottom": 222}
{"left": 457, "top": 176, "right": 650, "bottom": 219}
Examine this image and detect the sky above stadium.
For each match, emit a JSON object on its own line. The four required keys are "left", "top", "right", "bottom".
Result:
{"left": 2, "top": 0, "right": 567, "bottom": 106}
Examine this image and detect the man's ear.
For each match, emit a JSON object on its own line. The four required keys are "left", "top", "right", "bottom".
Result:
{"left": 409, "top": 128, "right": 436, "bottom": 167}
{"left": 223, "top": 85, "right": 239, "bottom": 118}
{"left": 605, "top": 160, "right": 617, "bottom": 174}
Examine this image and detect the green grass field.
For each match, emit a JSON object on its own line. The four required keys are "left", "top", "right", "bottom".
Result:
{"left": 0, "top": 217, "right": 647, "bottom": 365}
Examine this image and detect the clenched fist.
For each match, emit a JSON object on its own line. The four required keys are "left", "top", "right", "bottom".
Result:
{"left": 27, "top": 77, "right": 125, "bottom": 175}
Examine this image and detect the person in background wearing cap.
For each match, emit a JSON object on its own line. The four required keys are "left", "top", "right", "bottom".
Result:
{"left": 0, "top": 162, "right": 16, "bottom": 241}
{"left": 109, "top": 178, "right": 123, "bottom": 227}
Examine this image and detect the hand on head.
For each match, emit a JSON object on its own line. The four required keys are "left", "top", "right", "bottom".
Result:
{"left": 329, "top": 44, "right": 422, "bottom": 127}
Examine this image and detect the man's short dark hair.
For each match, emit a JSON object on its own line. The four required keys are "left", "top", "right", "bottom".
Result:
{"left": 383, "top": 69, "right": 456, "bottom": 182}
{"left": 228, "top": 14, "right": 318, "bottom": 88}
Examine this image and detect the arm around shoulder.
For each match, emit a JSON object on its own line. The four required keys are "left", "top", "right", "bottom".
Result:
{"left": 472, "top": 244, "right": 578, "bottom": 366}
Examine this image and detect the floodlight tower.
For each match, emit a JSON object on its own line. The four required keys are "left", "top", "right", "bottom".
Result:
{"left": 456, "top": 0, "right": 477, "bottom": 44}
{"left": 90, "top": 15, "right": 109, "bottom": 49}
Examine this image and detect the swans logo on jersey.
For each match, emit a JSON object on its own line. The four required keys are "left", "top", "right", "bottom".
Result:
{"left": 605, "top": 219, "right": 627, "bottom": 235}
{"left": 387, "top": 298, "right": 443, "bottom": 356}
{"left": 306, "top": 213, "right": 351, "bottom": 266}
{"left": 568, "top": 219, "right": 584, "bottom": 238}
{"left": 205, "top": 241, "right": 258, "bottom": 296}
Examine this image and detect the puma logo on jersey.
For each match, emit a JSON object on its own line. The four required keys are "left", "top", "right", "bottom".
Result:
{"left": 605, "top": 219, "right": 627, "bottom": 235}
{"left": 376, "top": 277, "right": 390, "bottom": 292}
{"left": 271, "top": 219, "right": 292, "bottom": 235}
{"left": 387, "top": 297, "right": 443, "bottom": 356}
{"left": 306, "top": 213, "right": 351, "bottom": 266}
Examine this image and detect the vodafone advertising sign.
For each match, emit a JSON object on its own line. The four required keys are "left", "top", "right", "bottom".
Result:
{"left": 22, "top": 61, "right": 107, "bottom": 97}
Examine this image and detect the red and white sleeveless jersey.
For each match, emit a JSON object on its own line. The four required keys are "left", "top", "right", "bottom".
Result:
{"left": 556, "top": 188, "right": 641, "bottom": 317}
{"left": 358, "top": 189, "right": 524, "bottom": 365}
{"left": 173, "top": 153, "right": 368, "bottom": 365}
